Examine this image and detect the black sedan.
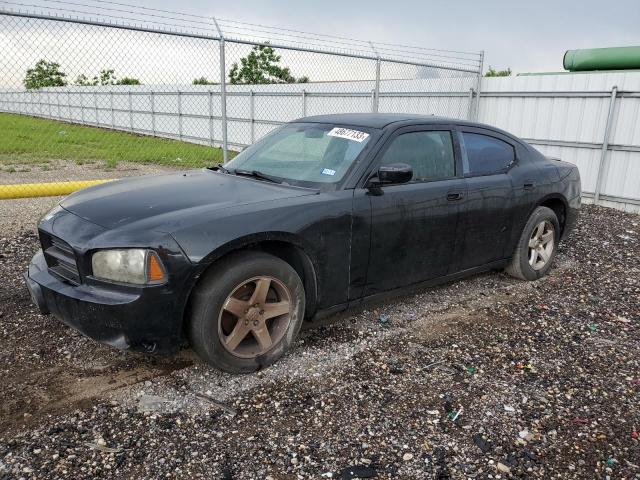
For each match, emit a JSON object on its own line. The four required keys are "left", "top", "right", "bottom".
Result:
{"left": 25, "top": 114, "right": 581, "bottom": 372}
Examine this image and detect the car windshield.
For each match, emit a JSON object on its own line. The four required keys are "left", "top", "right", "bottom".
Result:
{"left": 224, "top": 123, "right": 373, "bottom": 188}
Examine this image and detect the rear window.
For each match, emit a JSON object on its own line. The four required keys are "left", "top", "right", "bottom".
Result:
{"left": 462, "top": 133, "right": 514, "bottom": 175}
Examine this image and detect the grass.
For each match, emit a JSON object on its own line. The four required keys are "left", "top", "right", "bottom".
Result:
{"left": 0, "top": 113, "right": 228, "bottom": 170}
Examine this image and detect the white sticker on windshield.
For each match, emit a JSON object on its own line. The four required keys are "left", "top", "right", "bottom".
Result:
{"left": 321, "top": 168, "right": 336, "bottom": 176}
{"left": 327, "top": 127, "right": 369, "bottom": 143}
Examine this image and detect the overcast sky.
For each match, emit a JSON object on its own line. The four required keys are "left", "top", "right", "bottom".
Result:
{"left": 139, "top": 0, "right": 640, "bottom": 74}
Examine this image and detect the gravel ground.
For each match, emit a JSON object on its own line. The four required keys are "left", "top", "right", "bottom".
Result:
{"left": 0, "top": 204, "right": 638, "bottom": 479}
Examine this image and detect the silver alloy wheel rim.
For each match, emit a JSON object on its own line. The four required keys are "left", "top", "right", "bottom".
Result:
{"left": 528, "top": 220, "right": 555, "bottom": 271}
{"left": 217, "top": 276, "right": 292, "bottom": 359}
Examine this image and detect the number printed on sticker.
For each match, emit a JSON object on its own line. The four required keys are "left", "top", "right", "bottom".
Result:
{"left": 327, "top": 127, "right": 369, "bottom": 143}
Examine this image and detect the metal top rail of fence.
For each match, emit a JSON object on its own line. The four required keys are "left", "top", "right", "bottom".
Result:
{"left": 0, "top": 0, "right": 483, "bottom": 198}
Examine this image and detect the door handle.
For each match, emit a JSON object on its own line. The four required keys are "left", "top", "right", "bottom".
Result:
{"left": 447, "top": 192, "right": 463, "bottom": 201}
{"left": 523, "top": 181, "right": 535, "bottom": 190}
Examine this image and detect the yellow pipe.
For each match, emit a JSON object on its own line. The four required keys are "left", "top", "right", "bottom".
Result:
{"left": 0, "top": 179, "right": 116, "bottom": 200}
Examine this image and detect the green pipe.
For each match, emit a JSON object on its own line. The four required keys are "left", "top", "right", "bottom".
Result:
{"left": 564, "top": 46, "right": 640, "bottom": 71}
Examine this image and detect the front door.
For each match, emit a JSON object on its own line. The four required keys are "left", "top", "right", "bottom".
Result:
{"left": 362, "top": 126, "right": 466, "bottom": 296}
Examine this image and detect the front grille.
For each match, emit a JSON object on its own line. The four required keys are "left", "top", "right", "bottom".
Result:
{"left": 40, "top": 232, "right": 81, "bottom": 285}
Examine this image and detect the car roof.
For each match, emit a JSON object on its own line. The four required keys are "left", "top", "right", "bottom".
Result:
{"left": 295, "top": 113, "right": 477, "bottom": 130}
{"left": 293, "top": 113, "right": 526, "bottom": 146}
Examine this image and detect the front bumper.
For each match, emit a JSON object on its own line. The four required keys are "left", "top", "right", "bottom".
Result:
{"left": 24, "top": 249, "right": 183, "bottom": 354}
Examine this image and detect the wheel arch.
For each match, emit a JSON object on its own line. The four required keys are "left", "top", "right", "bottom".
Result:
{"left": 507, "top": 193, "right": 569, "bottom": 262}
{"left": 536, "top": 194, "right": 568, "bottom": 238}
{"left": 181, "top": 232, "right": 319, "bottom": 334}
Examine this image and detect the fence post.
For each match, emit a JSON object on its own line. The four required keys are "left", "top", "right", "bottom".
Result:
{"left": 128, "top": 90, "right": 134, "bottom": 132}
{"left": 177, "top": 90, "right": 183, "bottom": 140}
{"left": 109, "top": 90, "right": 115, "bottom": 128}
{"left": 94, "top": 90, "right": 99, "bottom": 126}
{"left": 80, "top": 90, "right": 85, "bottom": 124}
{"left": 593, "top": 85, "right": 618, "bottom": 205}
{"left": 150, "top": 90, "right": 156, "bottom": 136}
{"left": 213, "top": 18, "right": 228, "bottom": 163}
{"left": 208, "top": 90, "right": 215, "bottom": 147}
{"left": 301, "top": 89, "right": 307, "bottom": 117}
{"left": 474, "top": 50, "right": 484, "bottom": 121}
{"left": 249, "top": 89, "right": 255, "bottom": 144}
{"left": 467, "top": 88, "right": 475, "bottom": 120}
{"left": 370, "top": 41, "right": 381, "bottom": 113}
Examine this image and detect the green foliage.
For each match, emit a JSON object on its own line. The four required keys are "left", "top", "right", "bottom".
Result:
{"left": 116, "top": 77, "right": 141, "bottom": 85}
{"left": 75, "top": 69, "right": 138, "bottom": 86}
{"left": 74, "top": 74, "right": 95, "bottom": 86}
{"left": 0, "top": 112, "right": 231, "bottom": 168}
{"left": 192, "top": 77, "right": 218, "bottom": 85}
{"left": 24, "top": 60, "right": 67, "bottom": 89}
{"left": 229, "top": 45, "right": 308, "bottom": 84}
{"left": 98, "top": 69, "right": 117, "bottom": 85}
{"left": 485, "top": 66, "right": 512, "bottom": 77}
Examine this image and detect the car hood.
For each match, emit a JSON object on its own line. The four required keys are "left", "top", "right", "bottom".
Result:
{"left": 61, "top": 169, "right": 316, "bottom": 230}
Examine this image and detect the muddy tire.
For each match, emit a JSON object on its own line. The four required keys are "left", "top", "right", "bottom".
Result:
{"left": 505, "top": 206, "right": 560, "bottom": 281}
{"left": 188, "top": 251, "right": 305, "bottom": 373}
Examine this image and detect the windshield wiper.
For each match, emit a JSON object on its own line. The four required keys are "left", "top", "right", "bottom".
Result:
{"left": 233, "top": 169, "right": 283, "bottom": 184}
{"left": 210, "top": 164, "right": 231, "bottom": 174}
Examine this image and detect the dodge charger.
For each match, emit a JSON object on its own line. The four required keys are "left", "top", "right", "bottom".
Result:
{"left": 24, "top": 114, "right": 581, "bottom": 372}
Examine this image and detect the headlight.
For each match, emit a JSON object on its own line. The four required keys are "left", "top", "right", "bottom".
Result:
{"left": 91, "top": 249, "right": 167, "bottom": 285}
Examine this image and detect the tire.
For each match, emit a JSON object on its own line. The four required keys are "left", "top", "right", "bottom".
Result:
{"left": 188, "top": 251, "right": 305, "bottom": 373}
{"left": 505, "top": 206, "right": 560, "bottom": 281}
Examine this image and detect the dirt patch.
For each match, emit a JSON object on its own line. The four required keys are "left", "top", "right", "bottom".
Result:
{"left": 0, "top": 357, "right": 194, "bottom": 436}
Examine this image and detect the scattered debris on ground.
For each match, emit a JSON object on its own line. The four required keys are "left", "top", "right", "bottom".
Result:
{"left": 0, "top": 204, "right": 638, "bottom": 478}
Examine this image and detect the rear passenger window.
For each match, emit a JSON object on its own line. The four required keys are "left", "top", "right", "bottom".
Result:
{"left": 462, "top": 133, "right": 514, "bottom": 175}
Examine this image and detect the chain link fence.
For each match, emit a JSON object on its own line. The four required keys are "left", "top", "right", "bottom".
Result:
{"left": 0, "top": 3, "right": 483, "bottom": 198}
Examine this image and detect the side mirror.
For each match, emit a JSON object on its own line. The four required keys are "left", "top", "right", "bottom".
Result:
{"left": 375, "top": 163, "right": 413, "bottom": 185}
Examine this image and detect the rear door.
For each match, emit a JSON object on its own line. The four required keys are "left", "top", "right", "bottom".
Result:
{"left": 362, "top": 125, "right": 466, "bottom": 295}
{"left": 455, "top": 127, "right": 517, "bottom": 271}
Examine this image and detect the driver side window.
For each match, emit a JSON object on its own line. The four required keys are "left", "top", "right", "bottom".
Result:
{"left": 380, "top": 130, "right": 455, "bottom": 182}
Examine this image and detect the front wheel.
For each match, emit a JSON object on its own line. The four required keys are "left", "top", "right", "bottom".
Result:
{"left": 505, "top": 206, "right": 559, "bottom": 281}
{"left": 188, "top": 251, "right": 305, "bottom": 373}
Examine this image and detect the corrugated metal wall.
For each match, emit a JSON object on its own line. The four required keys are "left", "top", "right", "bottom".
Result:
{"left": 479, "top": 72, "right": 640, "bottom": 212}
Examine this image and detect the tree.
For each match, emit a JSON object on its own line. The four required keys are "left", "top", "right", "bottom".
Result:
{"left": 229, "top": 44, "right": 308, "bottom": 84}
{"left": 192, "top": 77, "right": 217, "bottom": 85}
{"left": 24, "top": 60, "right": 67, "bottom": 89}
{"left": 74, "top": 69, "right": 138, "bottom": 86}
{"left": 74, "top": 74, "right": 96, "bottom": 86}
{"left": 98, "top": 69, "right": 117, "bottom": 85}
{"left": 116, "top": 77, "right": 141, "bottom": 85}
{"left": 485, "top": 66, "right": 512, "bottom": 77}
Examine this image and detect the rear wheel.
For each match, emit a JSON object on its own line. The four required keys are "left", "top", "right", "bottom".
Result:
{"left": 505, "top": 206, "right": 559, "bottom": 281}
{"left": 188, "top": 251, "right": 305, "bottom": 373}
